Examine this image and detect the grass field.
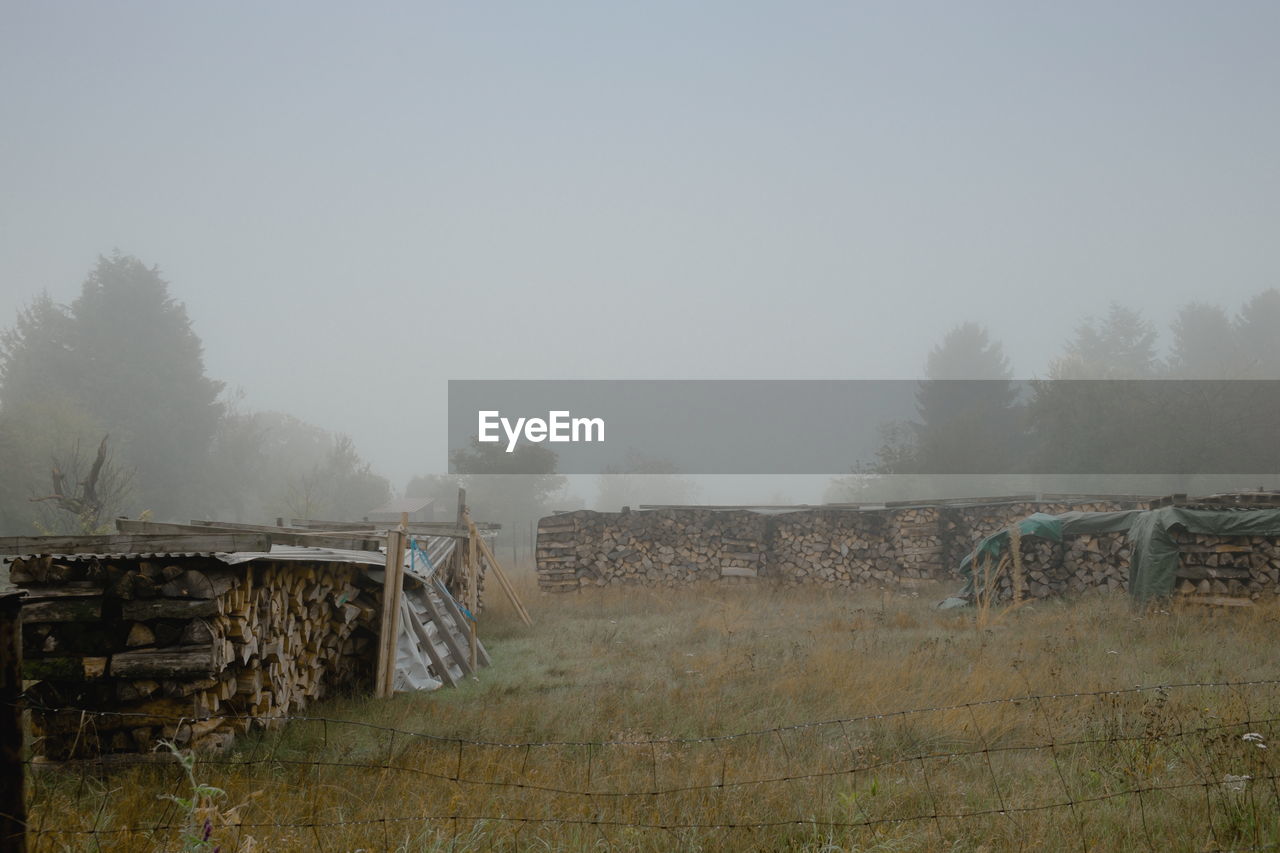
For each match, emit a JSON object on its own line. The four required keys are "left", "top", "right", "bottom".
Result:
{"left": 24, "top": 573, "right": 1280, "bottom": 852}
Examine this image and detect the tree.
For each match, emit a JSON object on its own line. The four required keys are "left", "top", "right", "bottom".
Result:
{"left": 279, "top": 433, "right": 390, "bottom": 522}
{"left": 1234, "top": 289, "right": 1280, "bottom": 378}
{"left": 1030, "top": 304, "right": 1182, "bottom": 486}
{"left": 1050, "top": 304, "right": 1158, "bottom": 379}
{"left": 0, "top": 255, "right": 225, "bottom": 522}
{"left": 876, "top": 323, "right": 1024, "bottom": 476}
{"left": 595, "top": 451, "right": 699, "bottom": 510}
{"left": 68, "top": 254, "right": 224, "bottom": 516}
{"left": 0, "top": 291, "right": 78, "bottom": 407}
{"left": 1166, "top": 302, "right": 1238, "bottom": 379}
{"left": 0, "top": 396, "right": 109, "bottom": 534}
{"left": 30, "top": 434, "right": 134, "bottom": 534}
{"left": 406, "top": 440, "right": 570, "bottom": 552}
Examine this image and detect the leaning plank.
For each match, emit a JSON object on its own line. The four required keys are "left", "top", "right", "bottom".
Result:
{"left": 416, "top": 585, "right": 474, "bottom": 676}
{"left": 430, "top": 580, "right": 490, "bottom": 668}
{"left": 0, "top": 533, "right": 271, "bottom": 557}
{"left": 401, "top": 602, "right": 458, "bottom": 687}
{"left": 474, "top": 534, "right": 533, "bottom": 626}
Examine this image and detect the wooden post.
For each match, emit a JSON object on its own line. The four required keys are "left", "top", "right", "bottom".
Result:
{"left": 467, "top": 512, "right": 478, "bottom": 670}
{"left": 374, "top": 516, "right": 408, "bottom": 698}
{"left": 1, "top": 591, "right": 27, "bottom": 853}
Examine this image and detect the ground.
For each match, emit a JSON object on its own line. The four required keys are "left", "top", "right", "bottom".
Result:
{"left": 25, "top": 574, "right": 1280, "bottom": 851}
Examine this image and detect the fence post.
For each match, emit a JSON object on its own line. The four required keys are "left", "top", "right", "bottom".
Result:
{"left": 1, "top": 590, "right": 26, "bottom": 853}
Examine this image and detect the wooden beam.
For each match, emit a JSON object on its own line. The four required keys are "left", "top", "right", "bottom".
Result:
{"left": 400, "top": 600, "right": 458, "bottom": 687}
{"left": 375, "top": 519, "right": 408, "bottom": 699}
{"left": 117, "top": 518, "right": 382, "bottom": 552}
{"left": 289, "top": 518, "right": 500, "bottom": 533}
{"left": 430, "top": 579, "right": 489, "bottom": 667}
{"left": 463, "top": 500, "right": 478, "bottom": 671}
{"left": 0, "top": 532, "right": 271, "bottom": 557}
{"left": 474, "top": 528, "right": 532, "bottom": 626}
{"left": 415, "top": 586, "right": 476, "bottom": 675}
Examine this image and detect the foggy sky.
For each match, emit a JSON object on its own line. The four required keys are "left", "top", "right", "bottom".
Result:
{"left": 3, "top": 1, "right": 1278, "bottom": 493}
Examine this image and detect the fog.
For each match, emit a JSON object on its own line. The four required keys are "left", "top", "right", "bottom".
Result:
{"left": 3, "top": 2, "right": 1279, "bottom": 523}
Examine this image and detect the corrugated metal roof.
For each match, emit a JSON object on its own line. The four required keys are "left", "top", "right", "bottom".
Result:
{"left": 216, "top": 545, "right": 387, "bottom": 566}
{"left": 4, "top": 551, "right": 238, "bottom": 561}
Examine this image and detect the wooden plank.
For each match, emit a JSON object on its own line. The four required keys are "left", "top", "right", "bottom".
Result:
{"left": 401, "top": 601, "right": 458, "bottom": 687}
{"left": 475, "top": 530, "right": 533, "bottom": 626}
{"left": 111, "top": 645, "right": 219, "bottom": 678}
{"left": 119, "top": 518, "right": 382, "bottom": 552}
{"left": 0, "top": 532, "right": 271, "bottom": 557}
{"left": 431, "top": 579, "right": 489, "bottom": 667}
{"left": 375, "top": 526, "right": 407, "bottom": 698}
{"left": 465, "top": 506, "right": 478, "bottom": 670}
{"left": 17, "top": 584, "right": 102, "bottom": 601}
{"left": 415, "top": 586, "right": 474, "bottom": 676}
{"left": 21, "top": 597, "right": 103, "bottom": 622}
{"left": 290, "top": 519, "right": 500, "bottom": 535}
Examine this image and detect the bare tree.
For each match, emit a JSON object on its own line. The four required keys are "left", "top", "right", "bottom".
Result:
{"left": 30, "top": 435, "right": 134, "bottom": 533}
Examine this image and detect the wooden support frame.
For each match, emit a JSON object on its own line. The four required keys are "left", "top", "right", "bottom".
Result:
{"left": 374, "top": 515, "right": 408, "bottom": 698}
{"left": 473, "top": 522, "right": 533, "bottom": 626}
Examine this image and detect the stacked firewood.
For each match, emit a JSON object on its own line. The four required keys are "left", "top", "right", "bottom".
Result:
{"left": 884, "top": 506, "right": 944, "bottom": 582}
{"left": 535, "top": 515, "right": 587, "bottom": 592}
{"left": 1059, "top": 533, "right": 1130, "bottom": 596}
{"left": 772, "top": 511, "right": 877, "bottom": 587}
{"left": 941, "top": 500, "right": 1132, "bottom": 575}
{"left": 536, "top": 509, "right": 768, "bottom": 591}
{"left": 535, "top": 500, "right": 1144, "bottom": 593}
{"left": 1170, "top": 530, "right": 1280, "bottom": 604}
{"left": 14, "top": 555, "right": 380, "bottom": 759}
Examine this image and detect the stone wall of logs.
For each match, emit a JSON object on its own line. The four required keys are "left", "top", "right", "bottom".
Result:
{"left": 12, "top": 555, "right": 383, "bottom": 760}
{"left": 536, "top": 500, "right": 1138, "bottom": 593}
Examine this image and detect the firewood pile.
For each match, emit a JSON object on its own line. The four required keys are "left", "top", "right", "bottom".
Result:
{"left": 977, "top": 532, "right": 1126, "bottom": 601}
{"left": 1170, "top": 529, "right": 1280, "bottom": 605}
{"left": 771, "top": 510, "right": 891, "bottom": 587}
{"left": 536, "top": 509, "right": 768, "bottom": 592}
{"left": 13, "top": 555, "right": 381, "bottom": 760}
{"left": 537, "top": 499, "right": 1138, "bottom": 593}
{"left": 885, "top": 506, "right": 945, "bottom": 584}
{"left": 942, "top": 499, "right": 1132, "bottom": 577}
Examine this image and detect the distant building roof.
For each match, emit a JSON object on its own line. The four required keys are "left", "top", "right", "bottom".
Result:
{"left": 367, "top": 496, "right": 435, "bottom": 516}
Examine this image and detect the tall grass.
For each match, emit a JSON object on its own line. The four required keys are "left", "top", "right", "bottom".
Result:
{"left": 24, "top": 571, "right": 1280, "bottom": 851}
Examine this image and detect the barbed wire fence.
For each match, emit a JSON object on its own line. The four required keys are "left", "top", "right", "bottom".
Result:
{"left": 6, "top": 678, "right": 1280, "bottom": 851}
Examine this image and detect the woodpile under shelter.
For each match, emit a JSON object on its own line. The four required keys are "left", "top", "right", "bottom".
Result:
{"left": 3, "top": 514, "right": 505, "bottom": 760}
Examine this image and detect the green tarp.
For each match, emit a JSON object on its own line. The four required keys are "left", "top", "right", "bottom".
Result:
{"left": 956, "top": 507, "right": 1280, "bottom": 603}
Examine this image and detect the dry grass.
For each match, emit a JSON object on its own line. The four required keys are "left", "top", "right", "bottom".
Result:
{"left": 24, "top": 571, "right": 1280, "bottom": 851}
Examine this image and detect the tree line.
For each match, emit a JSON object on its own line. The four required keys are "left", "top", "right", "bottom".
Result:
{"left": 0, "top": 254, "right": 391, "bottom": 534}
{"left": 839, "top": 292, "right": 1280, "bottom": 501}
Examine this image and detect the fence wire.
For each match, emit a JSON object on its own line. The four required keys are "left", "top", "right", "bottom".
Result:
{"left": 11, "top": 678, "right": 1280, "bottom": 851}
